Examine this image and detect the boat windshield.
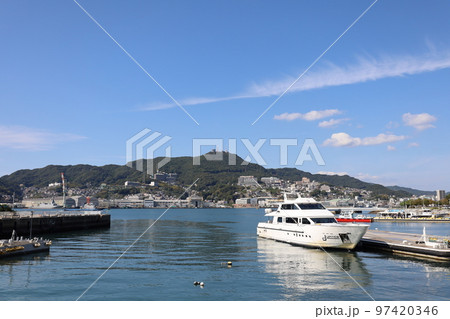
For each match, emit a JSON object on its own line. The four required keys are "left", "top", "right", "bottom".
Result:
{"left": 281, "top": 204, "right": 299, "bottom": 210}
{"left": 298, "top": 203, "right": 326, "bottom": 210}
{"left": 310, "top": 218, "right": 337, "bottom": 224}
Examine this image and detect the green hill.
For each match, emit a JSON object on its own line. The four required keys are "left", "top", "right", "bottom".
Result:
{"left": 0, "top": 164, "right": 143, "bottom": 189}
{"left": 0, "top": 152, "right": 411, "bottom": 198}
{"left": 131, "top": 152, "right": 410, "bottom": 197}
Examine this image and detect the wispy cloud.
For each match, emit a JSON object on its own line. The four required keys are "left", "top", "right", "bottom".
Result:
{"left": 247, "top": 51, "right": 450, "bottom": 97}
{"left": 316, "top": 171, "right": 348, "bottom": 176}
{"left": 408, "top": 142, "right": 420, "bottom": 148}
{"left": 402, "top": 112, "right": 437, "bottom": 131}
{"left": 274, "top": 109, "right": 341, "bottom": 121}
{"left": 323, "top": 132, "right": 407, "bottom": 147}
{"left": 140, "top": 50, "right": 450, "bottom": 111}
{"left": 319, "top": 118, "right": 350, "bottom": 128}
{"left": 0, "top": 125, "right": 86, "bottom": 151}
{"left": 139, "top": 96, "right": 241, "bottom": 111}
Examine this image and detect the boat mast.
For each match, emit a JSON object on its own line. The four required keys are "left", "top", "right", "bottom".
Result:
{"left": 61, "top": 173, "right": 66, "bottom": 209}
{"left": 30, "top": 211, "right": 33, "bottom": 238}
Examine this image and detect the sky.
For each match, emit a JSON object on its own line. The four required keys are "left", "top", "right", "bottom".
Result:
{"left": 1, "top": 0, "right": 449, "bottom": 191}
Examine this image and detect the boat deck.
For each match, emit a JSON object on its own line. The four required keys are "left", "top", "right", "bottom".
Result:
{"left": 359, "top": 229, "right": 450, "bottom": 261}
{"left": 0, "top": 238, "right": 51, "bottom": 258}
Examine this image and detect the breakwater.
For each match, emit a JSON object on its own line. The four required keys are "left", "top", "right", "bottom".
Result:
{"left": 0, "top": 211, "right": 110, "bottom": 238}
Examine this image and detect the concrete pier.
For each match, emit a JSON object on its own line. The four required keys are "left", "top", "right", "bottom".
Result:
{"left": 359, "top": 229, "right": 450, "bottom": 261}
{"left": 373, "top": 217, "right": 450, "bottom": 223}
{"left": 0, "top": 211, "right": 110, "bottom": 238}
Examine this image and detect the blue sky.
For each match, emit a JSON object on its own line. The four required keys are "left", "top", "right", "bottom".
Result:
{"left": 1, "top": 0, "right": 449, "bottom": 191}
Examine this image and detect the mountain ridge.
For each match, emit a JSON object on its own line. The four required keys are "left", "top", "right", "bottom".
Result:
{"left": 0, "top": 152, "right": 427, "bottom": 198}
{"left": 386, "top": 185, "right": 435, "bottom": 196}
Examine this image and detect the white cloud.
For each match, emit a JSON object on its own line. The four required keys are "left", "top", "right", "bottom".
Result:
{"left": 408, "top": 142, "right": 420, "bottom": 147}
{"left": 247, "top": 51, "right": 450, "bottom": 97}
{"left": 318, "top": 118, "right": 350, "bottom": 128}
{"left": 402, "top": 112, "right": 437, "bottom": 131}
{"left": 316, "top": 171, "right": 348, "bottom": 176}
{"left": 387, "top": 145, "right": 396, "bottom": 151}
{"left": 323, "top": 132, "right": 407, "bottom": 147}
{"left": 0, "top": 125, "right": 86, "bottom": 151}
{"left": 140, "top": 50, "right": 450, "bottom": 111}
{"left": 274, "top": 109, "right": 341, "bottom": 121}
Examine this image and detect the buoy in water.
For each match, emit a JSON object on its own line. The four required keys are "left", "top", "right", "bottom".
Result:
{"left": 200, "top": 282, "right": 204, "bottom": 287}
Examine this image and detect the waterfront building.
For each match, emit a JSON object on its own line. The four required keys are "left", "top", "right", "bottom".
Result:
{"left": 234, "top": 197, "right": 258, "bottom": 208}
{"left": 153, "top": 199, "right": 189, "bottom": 208}
{"left": 187, "top": 195, "right": 204, "bottom": 208}
{"left": 116, "top": 199, "right": 144, "bottom": 208}
{"left": 21, "top": 197, "right": 76, "bottom": 208}
{"left": 64, "top": 198, "right": 76, "bottom": 208}
{"left": 143, "top": 199, "right": 154, "bottom": 208}
{"left": 437, "top": 190, "right": 446, "bottom": 201}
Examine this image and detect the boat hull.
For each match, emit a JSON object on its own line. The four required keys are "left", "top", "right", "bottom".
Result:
{"left": 257, "top": 223, "right": 369, "bottom": 250}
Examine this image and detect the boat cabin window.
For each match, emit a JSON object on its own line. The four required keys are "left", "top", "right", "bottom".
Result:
{"left": 286, "top": 217, "right": 298, "bottom": 224}
{"left": 298, "top": 203, "right": 326, "bottom": 210}
{"left": 281, "top": 204, "right": 299, "bottom": 210}
{"left": 277, "top": 217, "right": 283, "bottom": 223}
{"left": 310, "top": 218, "right": 337, "bottom": 224}
{"left": 301, "top": 218, "right": 311, "bottom": 224}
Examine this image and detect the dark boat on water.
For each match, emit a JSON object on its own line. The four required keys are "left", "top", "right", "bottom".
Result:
{"left": 0, "top": 230, "right": 52, "bottom": 258}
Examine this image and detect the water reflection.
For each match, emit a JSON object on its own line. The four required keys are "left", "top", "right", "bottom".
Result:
{"left": 383, "top": 254, "right": 450, "bottom": 284}
{"left": 257, "top": 238, "right": 371, "bottom": 297}
{"left": 0, "top": 253, "right": 50, "bottom": 289}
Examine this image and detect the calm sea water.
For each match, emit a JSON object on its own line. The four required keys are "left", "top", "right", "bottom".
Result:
{"left": 0, "top": 208, "right": 449, "bottom": 301}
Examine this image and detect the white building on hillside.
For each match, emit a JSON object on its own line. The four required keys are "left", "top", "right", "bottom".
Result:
{"left": 437, "top": 190, "right": 446, "bottom": 201}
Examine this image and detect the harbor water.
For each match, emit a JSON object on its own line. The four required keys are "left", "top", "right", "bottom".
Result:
{"left": 0, "top": 208, "right": 449, "bottom": 301}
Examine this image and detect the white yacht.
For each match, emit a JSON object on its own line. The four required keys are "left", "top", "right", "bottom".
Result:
{"left": 257, "top": 194, "right": 369, "bottom": 250}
